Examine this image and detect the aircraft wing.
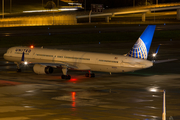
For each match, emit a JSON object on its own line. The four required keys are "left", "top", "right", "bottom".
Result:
{"left": 153, "top": 59, "right": 178, "bottom": 64}
{"left": 25, "top": 62, "right": 91, "bottom": 70}
{"left": 21, "top": 52, "right": 91, "bottom": 70}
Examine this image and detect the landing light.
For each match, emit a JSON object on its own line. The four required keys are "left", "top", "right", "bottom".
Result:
{"left": 24, "top": 61, "right": 28, "bottom": 65}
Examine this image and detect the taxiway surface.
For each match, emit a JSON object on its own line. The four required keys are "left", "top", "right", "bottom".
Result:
{"left": 0, "top": 40, "right": 180, "bottom": 120}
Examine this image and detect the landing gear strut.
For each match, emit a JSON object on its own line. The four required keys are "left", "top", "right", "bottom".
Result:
{"left": 61, "top": 66, "right": 71, "bottom": 80}
{"left": 15, "top": 62, "right": 21, "bottom": 72}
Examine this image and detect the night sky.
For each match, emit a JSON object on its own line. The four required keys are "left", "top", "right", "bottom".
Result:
{"left": 0, "top": 0, "right": 180, "bottom": 9}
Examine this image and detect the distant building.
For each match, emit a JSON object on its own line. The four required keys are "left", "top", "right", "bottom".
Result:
{"left": 61, "top": 0, "right": 83, "bottom": 3}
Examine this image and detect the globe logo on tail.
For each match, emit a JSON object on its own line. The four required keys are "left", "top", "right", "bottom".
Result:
{"left": 128, "top": 38, "right": 147, "bottom": 59}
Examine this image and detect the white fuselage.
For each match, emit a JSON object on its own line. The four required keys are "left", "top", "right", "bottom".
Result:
{"left": 3, "top": 46, "right": 153, "bottom": 73}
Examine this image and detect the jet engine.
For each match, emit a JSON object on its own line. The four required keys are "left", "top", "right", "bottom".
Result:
{"left": 33, "top": 64, "right": 53, "bottom": 74}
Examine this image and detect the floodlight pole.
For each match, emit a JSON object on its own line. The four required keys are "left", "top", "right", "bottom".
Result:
{"left": 156, "top": 0, "right": 158, "bottom": 5}
{"left": 2, "top": 0, "right": 4, "bottom": 18}
{"left": 154, "top": 9, "right": 155, "bottom": 22}
{"left": 162, "top": 90, "right": 166, "bottom": 120}
{"left": 85, "top": 0, "right": 86, "bottom": 11}
{"left": 146, "top": 0, "right": 147, "bottom": 6}
{"left": 57, "top": 0, "right": 59, "bottom": 7}
{"left": 42, "top": 0, "right": 43, "bottom": 8}
{"left": 10, "top": 0, "right": 12, "bottom": 13}
{"left": 89, "top": 10, "right": 92, "bottom": 23}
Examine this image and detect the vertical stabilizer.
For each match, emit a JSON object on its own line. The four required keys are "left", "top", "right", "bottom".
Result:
{"left": 127, "top": 25, "right": 156, "bottom": 59}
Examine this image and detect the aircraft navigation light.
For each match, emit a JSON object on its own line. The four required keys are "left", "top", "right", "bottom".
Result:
{"left": 152, "top": 53, "right": 157, "bottom": 57}
{"left": 30, "top": 45, "right": 34, "bottom": 49}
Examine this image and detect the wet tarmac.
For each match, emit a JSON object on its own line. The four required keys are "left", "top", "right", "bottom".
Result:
{"left": 0, "top": 41, "right": 180, "bottom": 120}
{"left": 1, "top": 24, "right": 180, "bottom": 37}
{"left": 0, "top": 23, "right": 180, "bottom": 120}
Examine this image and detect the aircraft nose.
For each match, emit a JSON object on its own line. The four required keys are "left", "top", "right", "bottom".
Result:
{"left": 3, "top": 53, "right": 8, "bottom": 60}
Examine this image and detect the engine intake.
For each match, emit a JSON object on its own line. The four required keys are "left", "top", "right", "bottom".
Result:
{"left": 33, "top": 64, "right": 53, "bottom": 74}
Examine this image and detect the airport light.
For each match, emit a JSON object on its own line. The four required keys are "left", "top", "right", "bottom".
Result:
{"left": 162, "top": 90, "right": 166, "bottom": 120}
{"left": 149, "top": 87, "right": 157, "bottom": 92}
{"left": 149, "top": 88, "right": 166, "bottom": 120}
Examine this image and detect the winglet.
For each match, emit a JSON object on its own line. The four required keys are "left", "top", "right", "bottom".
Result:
{"left": 127, "top": 25, "right": 156, "bottom": 59}
{"left": 155, "top": 44, "right": 161, "bottom": 54}
{"left": 21, "top": 52, "right": 25, "bottom": 62}
{"left": 152, "top": 44, "right": 161, "bottom": 58}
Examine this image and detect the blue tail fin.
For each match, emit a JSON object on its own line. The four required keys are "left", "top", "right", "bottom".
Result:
{"left": 127, "top": 25, "right": 156, "bottom": 59}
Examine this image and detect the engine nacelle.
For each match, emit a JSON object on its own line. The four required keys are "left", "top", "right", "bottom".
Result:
{"left": 33, "top": 64, "right": 53, "bottom": 74}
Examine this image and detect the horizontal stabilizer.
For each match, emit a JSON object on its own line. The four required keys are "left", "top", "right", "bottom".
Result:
{"left": 153, "top": 59, "right": 178, "bottom": 64}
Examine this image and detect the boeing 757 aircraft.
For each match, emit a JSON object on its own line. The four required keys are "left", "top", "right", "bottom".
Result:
{"left": 4, "top": 25, "right": 156, "bottom": 79}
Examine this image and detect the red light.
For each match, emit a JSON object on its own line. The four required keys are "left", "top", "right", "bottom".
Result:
{"left": 72, "top": 92, "right": 76, "bottom": 98}
{"left": 30, "top": 45, "right": 34, "bottom": 49}
{"left": 71, "top": 92, "right": 76, "bottom": 107}
{"left": 70, "top": 78, "right": 77, "bottom": 81}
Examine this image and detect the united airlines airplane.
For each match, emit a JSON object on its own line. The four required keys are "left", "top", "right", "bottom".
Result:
{"left": 4, "top": 25, "right": 156, "bottom": 79}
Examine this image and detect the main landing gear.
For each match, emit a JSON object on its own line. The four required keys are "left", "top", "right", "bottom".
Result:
{"left": 61, "top": 75, "right": 71, "bottom": 79}
{"left": 85, "top": 71, "right": 95, "bottom": 78}
{"left": 61, "top": 67, "right": 95, "bottom": 80}
{"left": 61, "top": 67, "right": 71, "bottom": 80}
{"left": 15, "top": 62, "right": 21, "bottom": 72}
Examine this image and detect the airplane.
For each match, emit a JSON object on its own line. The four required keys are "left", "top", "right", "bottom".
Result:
{"left": 4, "top": 25, "right": 156, "bottom": 80}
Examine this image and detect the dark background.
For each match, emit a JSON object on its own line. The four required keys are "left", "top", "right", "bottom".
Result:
{"left": 1, "top": 0, "right": 179, "bottom": 9}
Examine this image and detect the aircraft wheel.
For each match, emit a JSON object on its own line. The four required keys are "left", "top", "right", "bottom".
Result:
{"left": 61, "top": 75, "right": 71, "bottom": 80}
{"left": 85, "top": 73, "right": 89, "bottom": 77}
{"left": 90, "top": 73, "right": 95, "bottom": 78}
{"left": 17, "top": 69, "right": 21, "bottom": 72}
{"left": 67, "top": 75, "right": 71, "bottom": 80}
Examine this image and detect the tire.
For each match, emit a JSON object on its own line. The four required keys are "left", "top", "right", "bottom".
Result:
{"left": 61, "top": 75, "right": 65, "bottom": 79}
{"left": 90, "top": 73, "right": 95, "bottom": 78}
{"left": 17, "top": 69, "right": 21, "bottom": 72}
{"left": 85, "top": 73, "right": 89, "bottom": 77}
{"left": 61, "top": 75, "right": 71, "bottom": 80}
{"left": 67, "top": 75, "right": 71, "bottom": 80}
